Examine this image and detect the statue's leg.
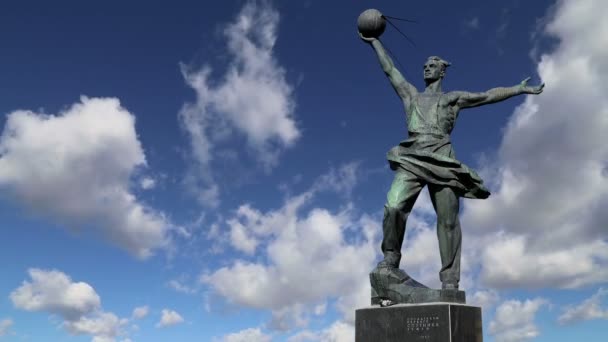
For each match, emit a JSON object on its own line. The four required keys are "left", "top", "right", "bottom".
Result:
{"left": 429, "top": 184, "right": 462, "bottom": 289}
{"left": 379, "top": 168, "right": 425, "bottom": 268}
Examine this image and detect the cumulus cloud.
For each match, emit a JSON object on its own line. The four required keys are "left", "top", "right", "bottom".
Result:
{"left": 287, "top": 321, "right": 354, "bottom": 342}
{"left": 267, "top": 303, "right": 310, "bottom": 332}
{"left": 228, "top": 216, "right": 260, "bottom": 255}
{"left": 179, "top": 0, "right": 299, "bottom": 206}
{"left": 468, "top": 289, "right": 500, "bottom": 312}
{"left": 10, "top": 268, "right": 128, "bottom": 342}
{"left": 558, "top": 288, "right": 608, "bottom": 325}
{"left": 222, "top": 163, "right": 364, "bottom": 256}
{"left": 0, "top": 96, "right": 172, "bottom": 258}
{"left": 131, "top": 306, "right": 149, "bottom": 320}
{"left": 479, "top": 234, "right": 608, "bottom": 289}
{"left": 202, "top": 187, "right": 379, "bottom": 330}
{"left": 224, "top": 190, "right": 312, "bottom": 255}
{"left": 461, "top": 0, "right": 608, "bottom": 289}
{"left": 156, "top": 309, "right": 184, "bottom": 328}
{"left": 0, "top": 319, "right": 13, "bottom": 337}
{"left": 217, "top": 328, "right": 272, "bottom": 342}
{"left": 10, "top": 268, "right": 101, "bottom": 320}
{"left": 489, "top": 298, "right": 547, "bottom": 342}
{"left": 64, "top": 312, "right": 127, "bottom": 340}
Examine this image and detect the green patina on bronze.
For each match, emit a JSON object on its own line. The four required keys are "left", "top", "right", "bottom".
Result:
{"left": 358, "top": 13, "right": 544, "bottom": 305}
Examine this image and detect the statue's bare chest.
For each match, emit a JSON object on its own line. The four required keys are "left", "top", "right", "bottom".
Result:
{"left": 414, "top": 93, "right": 449, "bottom": 117}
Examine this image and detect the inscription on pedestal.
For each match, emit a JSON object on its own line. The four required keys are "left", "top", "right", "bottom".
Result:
{"left": 356, "top": 303, "right": 483, "bottom": 342}
{"left": 407, "top": 315, "right": 440, "bottom": 333}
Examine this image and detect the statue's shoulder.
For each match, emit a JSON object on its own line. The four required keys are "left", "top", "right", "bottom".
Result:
{"left": 443, "top": 91, "right": 463, "bottom": 104}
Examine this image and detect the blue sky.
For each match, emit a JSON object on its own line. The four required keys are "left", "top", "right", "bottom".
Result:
{"left": 1, "top": 0, "right": 607, "bottom": 341}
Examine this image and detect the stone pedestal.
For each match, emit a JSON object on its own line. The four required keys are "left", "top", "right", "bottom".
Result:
{"left": 356, "top": 303, "right": 482, "bottom": 342}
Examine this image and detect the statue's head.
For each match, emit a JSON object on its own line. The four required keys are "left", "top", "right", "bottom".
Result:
{"left": 423, "top": 56, "right": 451, "bottom": 82}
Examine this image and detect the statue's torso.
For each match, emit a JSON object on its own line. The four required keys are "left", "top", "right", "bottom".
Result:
{"left": 406, "top": 93, "right": 458, "bottom": 136}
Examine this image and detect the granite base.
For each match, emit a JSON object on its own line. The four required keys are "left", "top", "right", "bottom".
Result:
{"left": 355, "top": 302, "right": 482, "bottom": 342}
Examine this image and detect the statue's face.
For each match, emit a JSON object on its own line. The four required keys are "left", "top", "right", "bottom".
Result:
{"left": 423, "top": 61, "right": 443, "bottom": 82}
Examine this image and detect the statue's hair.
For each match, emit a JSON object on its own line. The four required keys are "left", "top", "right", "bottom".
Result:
{"left": 426, "top": 56, "right": 451, "bottom": 72}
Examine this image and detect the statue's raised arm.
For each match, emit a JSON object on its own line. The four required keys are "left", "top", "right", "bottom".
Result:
{"left": 450, "top": 77, "right": 545, "bottom": 110}
{"left": 360, "top": 34, "right": 418, "bottom": 107}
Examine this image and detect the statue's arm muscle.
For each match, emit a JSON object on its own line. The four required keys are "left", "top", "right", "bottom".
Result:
{"left": 370, "top": 40, "right": 418, "bottom": 104}
{"left": 452, "top": 86, "right": 523, "bottom": 109}
{"left": 452, "top": 78, "right": 544, "bottom": 110}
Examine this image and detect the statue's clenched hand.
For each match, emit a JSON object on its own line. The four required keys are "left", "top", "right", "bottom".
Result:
{"left": 519, "top": 77, "right": 545, "bottom": 95}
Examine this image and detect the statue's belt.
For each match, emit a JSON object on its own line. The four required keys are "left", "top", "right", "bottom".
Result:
{"left": 407, "top": 130, "right": 448, "bottom": 138}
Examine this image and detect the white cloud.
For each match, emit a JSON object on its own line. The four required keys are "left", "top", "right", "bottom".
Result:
{"left": 496, "top": 8, "right": 510, "bottom": 38}
{"left": 558, "top": 288, "right": 608, "bottom": 325}
{"left": 203, "top": 189, "right": 379, "bottom": 330}
{"left": 140, "top": 177, "right": 156, "bottom": 190}
{"left": 287, "top": 321, "right": 354, "bottom": 342}
{"left": 0, "top": 318, "right": 13, "bottom": 337}
{"left": 313, "top": 303, "right": 326, "bottom": 316}
{"left": 179, "top": 0, "right": 299, "bottom": 206}
{"left": 461, "top": 0, "right": 608, "bottom": 289}
{"left": 400, "top": 216, "right": 442, "bottom": 289}
{"left": 489, "top": 298, "right": 547, "bottom": 342}
{"left": 312, "top": 321, "right": 355, "bottom": 342}
{"left": 223, "top": 163, "right": 363, "bottom": 256}
{"left": 313, "top": 162, "right": 360, "bottom": 197}
{"left": 167, "top": 279, "right": 197, "bottom": 295}
{"left": 229, "top": 218, "right": 259, "bottom": 255}
{"left": 10, "top": 269, "right": 129, "bottom": 342}
{"left": 0, "top": 96, "right": 172, "bottom": 258}
{"left": 131, "top": 306, "right": 149, "bottom": 320}
{"left": 156, "top": 309, "right": 184, "bottom": 328}
{"left": 92, "top": 337, "right": 117, "bottom": 342}
{"left": 205, "top": 208, "right": 378, "bottom": 309}
{"left": 218, "top": 328, "right": 271, "bottom": 342}
{"left": 64, "top": 312, "right": 127, "bottom": 340}
{"left": 10, "top": 268, "right": 101, "bottom": 320}
{"left": 267, "top": 303, "right": 310, "bottom": 331}
{"left": 465, "top": 17, "right": 480, "bottom": 30}
{"left": 224, "top": 191, "right": 312, "bottom": 255}
{"left": 468, "top": 289, "right": 500, "bottom": 312}
{"left": 480, "top": 234, "right": 608, "bottom": 289}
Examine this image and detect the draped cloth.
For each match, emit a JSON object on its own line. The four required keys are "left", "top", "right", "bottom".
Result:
{"left": 387, "top": 132, "right": 490, "bottom": 199}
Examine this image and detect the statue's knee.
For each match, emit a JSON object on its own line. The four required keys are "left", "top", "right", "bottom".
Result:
{"left": 384, "top": 204, "right": 402, "bottom": 216}
{"left": 383, "top": 205, "right": 410, "bottom": 224}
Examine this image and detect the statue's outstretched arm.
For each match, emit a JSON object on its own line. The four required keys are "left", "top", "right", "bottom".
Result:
{"left": 453, "top": 77, "right": 544, "bottom": 109}
{"left": 360, "top": 34, "right": 418, "bottom": 105}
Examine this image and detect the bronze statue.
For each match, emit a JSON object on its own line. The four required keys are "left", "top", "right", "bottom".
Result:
{"left": 358, "top": 10, "right": 543, "bottom": 304}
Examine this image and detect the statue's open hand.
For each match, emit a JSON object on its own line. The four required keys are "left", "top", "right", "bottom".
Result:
{"left": 358, "top": 31, "right": 376, "bottom": 44}
{"left": 520, "top": 77, "right": 545, "bottom": 95}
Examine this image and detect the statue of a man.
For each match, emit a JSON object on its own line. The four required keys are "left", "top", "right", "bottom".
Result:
{"left": 360, "top": 34, "right": 544, "bottom": 291}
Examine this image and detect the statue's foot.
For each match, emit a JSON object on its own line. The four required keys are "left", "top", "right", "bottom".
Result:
{"left": 371, "top": 265, "right": 429, "bottom": 289}
{"left": 371, "top": 267, "right": 466, "bottom": 305}
{"left": 376, "top": 259, "right": 398, "bottom": 269}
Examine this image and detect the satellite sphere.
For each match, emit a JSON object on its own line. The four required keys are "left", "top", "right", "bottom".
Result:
{"left": 357, "top": 9, "right": 386, "bottom": 38}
